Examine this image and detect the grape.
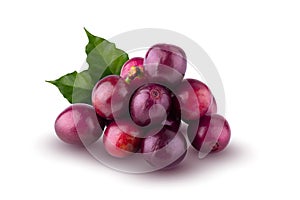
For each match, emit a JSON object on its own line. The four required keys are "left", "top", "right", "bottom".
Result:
{"left": 120, "top": 57, "right": 144, "bottom": 83}
{"left": 162, "top": 95, "right": 181, "bottom": 132}
{"left": 141, "top": 128, "right": 187, "bottom": 169}
{"left": 130, "top": 83, "right": 171, "bottom": 126}
{"left": 92, "top": 75, "right": 128, "bottom": 120}
{"left": 103, "top": 121, "right": 142, "bottom": 158}
{"left": 176, "top": 79, "right": 213, "bottom": 121}
{"left": 187, "top": 114, "right": 231, "bottom": 153}
{"left": 51, "top": 39, "right": 232, "bottom": 172}
{"left": 207, "top": 96, "right": 217, "bottom": 114}
{"left": 55, "top": 103, "right": 105, "bottom": 145}
{"left": 144, "top": 43, "right": 187, "bottom": 86}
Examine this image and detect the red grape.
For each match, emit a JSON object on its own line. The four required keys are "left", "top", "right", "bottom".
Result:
{"left": 92, "top": 75, "right": 128, "bottom": 120}
{"left": 144, "top": 43, "right": 187, "bottom": 85}
{"left": 176, "top": 79, "right": 213, "bottom": 121}
{"left": 130, "top": 83, "right": 171, "bottom": 126}
{"left": 55, "top": 104, "right": 105, "bottom": 145}
{"left": 207, "top": 96, "right": 217, "bottom": 114}
{"left": 141, "top": 128, "right": 187, "bottom": 169}
{"left": 103, "top": 121, "right": 142, "bottom": 158}
{"left": 162, "top": 95, "right": 181, "bottom": 132}
{"left": 120, "top": 57, "right": 144, "bottom": 83}
{"left": 187, "top": 114, "right": 231, "bottom": 153}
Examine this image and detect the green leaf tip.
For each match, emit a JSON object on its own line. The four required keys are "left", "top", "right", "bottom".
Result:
{"left": 84, "top": 27, "right": 93, "bottom": 40}
{"left": 48, "top": 30, "right": 129, "bottom": 104}
{"left": 45, "top": 80, "right": 54, "bottom": 84}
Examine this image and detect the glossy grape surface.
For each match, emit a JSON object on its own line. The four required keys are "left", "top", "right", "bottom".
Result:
{"left": 141, "top": 128, "right": 187, "bottom": 169}
{"left": 207, "top": 96, "right": 217, "bottom": 114}
{"left": 144, "top": 44, "right": 187, "bottom": 86}
{"left": 92, "top": 75, "right": 128, "bottom": 120}
{"left": 103, "top": 121, "right": 142, "bottom": 158}
{"left": 130, "top": 83, "right": 171, "bottom": 126}
{"left": 187, "top": 114, "right": 231, "bottom": 153}
{"left": 55, "top": 103, "right": 105, "bottom": 145}
{"left": 176, "top": 79, "right": 213, "bottom": 121}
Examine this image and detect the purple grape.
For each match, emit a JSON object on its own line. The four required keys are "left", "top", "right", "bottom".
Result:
{"left": 120, "top": 57, "right": 144, "bottom": 83}
{"left": 141, "top": 128, "right": 187, "bottom": 169}
{"left": 144, "top": 44, "right": 187, "bottom": 86}
{"left": 207, "top": 96, "right": 217, "bottom": 114}
{"left": 187, "top": 114, "right": 231, "bottom": 153}
{"left": 103, "top": 120, "right": 142, "bottom": 158}
{"left": 176, "top": 79, "right": 213, "bottom": 121}
{"left": 92, "top": 75, "right": 128, "bottom": 120}
{"left": 130, "top": 83, "right": 171, "bottom": 126}
{"left": 55, "top": 103, "right": 105, "bottom": 145}
{"left": 162, "top": 95, "right": 181, "bottom": 132}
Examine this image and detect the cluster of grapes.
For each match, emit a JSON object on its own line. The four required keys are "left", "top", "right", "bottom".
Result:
{"left": 54, "top": 44, "right": 231, "bottom": 170}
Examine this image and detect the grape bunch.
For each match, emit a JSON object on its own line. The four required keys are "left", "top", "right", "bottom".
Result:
{"left": 54, "top": 43, "right": 231, "bottom": 170}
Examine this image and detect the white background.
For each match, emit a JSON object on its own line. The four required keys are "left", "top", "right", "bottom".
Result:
{"left": 1, "top": 0, "right": 300, "bottom": 199}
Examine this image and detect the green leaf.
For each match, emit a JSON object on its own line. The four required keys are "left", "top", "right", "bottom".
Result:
{"left": 47, "top": 28, "right": 129, "bottom": 104}
{"left": 84, "top": 28, "right": 105, "bottom": 55}
{"left": 85, "top": 28, "right": 129, "bottom": 80}
{"left": 46, "top": 70, "right": 94, "bottom": 104}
